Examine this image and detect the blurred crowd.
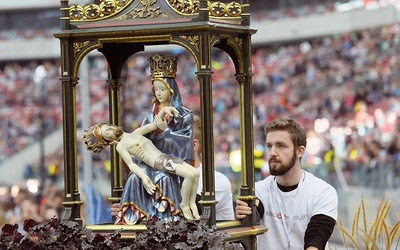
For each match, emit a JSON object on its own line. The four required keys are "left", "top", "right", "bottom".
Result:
{"left": 251, "top": 0, "right": 337, "bottom": 21}
{"left": 1, "top": 23, "right": 400, "bottom": 226}
{"left": 0, "top": 60, "right": 62, "bottom": 157}
{"left": 0, "top": 184, "right": 64, "bottom": 230}
{"left": 249, "top": 25, "right": 400, "bottom": 188}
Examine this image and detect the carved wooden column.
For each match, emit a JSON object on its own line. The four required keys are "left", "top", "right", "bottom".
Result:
{"left": 60, "top": 74, "right": 83, "bottom": 225}
{"left": 107, "top": 79, "right": 124, "bottom": 202}
{"left": 237, "top": 33, "right": 258, "bottom": 249}
{"left": 58, "top": 0, "right": 83, "bottom": 225}
{"left": 197, "top": 32, "right": 218, "bottom": 227}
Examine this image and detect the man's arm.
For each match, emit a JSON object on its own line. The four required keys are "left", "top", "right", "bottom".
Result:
{"left": 235, "top": 199, "right": 262, "bottom": 220}
{"left": 134, "top": 118, "right": 159, "bottom": 135}
{"left": 116, "top": 143, "right": 156, "bottom": 195}
{"left": 305, "top": 181, "right": 338, "bottom": 250}
{"left": 304, "top": 214, "right": 336, "bottom": 250}
{"left": 235, "top": 199, "right": 252, "bottom": 219}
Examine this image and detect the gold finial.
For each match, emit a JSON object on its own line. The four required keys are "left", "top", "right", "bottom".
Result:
{"left": 148, "top": 54, "right": 179, "bottom": 80}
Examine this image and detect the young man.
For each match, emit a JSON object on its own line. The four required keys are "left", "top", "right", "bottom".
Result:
{"left": 82, "top": 113, "right": 200, "bottom": 221}
{"left": 235, "top": 117, "right": 338, "bottom": 250}
{"left": 192, "top": 115, "right": 234, "bottom": 221}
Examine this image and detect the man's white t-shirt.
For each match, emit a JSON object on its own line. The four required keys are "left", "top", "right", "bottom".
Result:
{"left": 197, "top": 165, "right": 235, "bottom": 221}
{"left": 255, "top": 170, "right": 337, "bottom": 250}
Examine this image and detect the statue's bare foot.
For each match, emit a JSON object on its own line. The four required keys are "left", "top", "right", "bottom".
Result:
{"left": 190, "top": 204, "right": 200, "bottom": 220}
{"left": 180, "top": 204, "right": 195, "bottom": 220}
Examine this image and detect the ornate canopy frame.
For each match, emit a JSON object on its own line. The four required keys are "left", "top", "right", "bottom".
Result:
{"left": 54, "top": 0, "right": 266, "bottom": 248}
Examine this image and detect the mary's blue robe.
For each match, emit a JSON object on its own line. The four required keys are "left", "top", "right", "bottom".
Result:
{"left": 115, "top": 78, "right": 194, "bottom": 225}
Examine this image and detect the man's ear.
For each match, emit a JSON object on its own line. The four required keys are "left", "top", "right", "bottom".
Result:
{"left": 297, "top": 146, "right": 305, "bottom": 157}
{"left": 193, "top": 139, "right": 199, "bottom": 151}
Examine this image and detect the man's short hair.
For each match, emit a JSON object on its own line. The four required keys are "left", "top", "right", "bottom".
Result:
{"left": 264, "top": 117, "right": 307, "bottom": 148}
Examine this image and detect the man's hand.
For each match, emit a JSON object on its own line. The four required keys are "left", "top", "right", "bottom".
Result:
{"left": 235, "top": 199, "right": 253, "bottom": 219}
{"left": 110, "top": 203, "right": 119, "bottom": 217}
{"left": 143, "top": 176, "right": 156, "bottom": 195}
{"left": 154, "top": 115, "right": 168, "bottom": 131}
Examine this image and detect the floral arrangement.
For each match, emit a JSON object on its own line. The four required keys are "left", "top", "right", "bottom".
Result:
{"left": 0, "top": 217, "right": 124, "bottom": 249}
{"left": 132, "top": 216, "right": 244, "bottom": 250}
{"left": 0, "top": 216, "right": 244, "bottom": 250}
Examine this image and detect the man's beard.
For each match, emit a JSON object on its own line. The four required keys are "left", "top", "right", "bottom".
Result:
{"left": 114, "top": 126, "right": 124, "bottom": 137}
{"left": 268, "top": 150, "right": 297, "bottom": 176}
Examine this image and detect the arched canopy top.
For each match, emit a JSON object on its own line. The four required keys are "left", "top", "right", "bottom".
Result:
{"left": 55, "top": 0, "right": 255, "bottom": 38}
{"left": 54, "top": 0, "right": 256, "bottom": 79}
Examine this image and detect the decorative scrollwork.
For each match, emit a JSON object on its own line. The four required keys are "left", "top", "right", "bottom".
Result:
{"left": 166, "top": 1, "right": 241, "bottom": 18}
{"left": 69, "top": 0, "right": 129, "bottom": 21}
{"left": 228, "top": 36, "right": 243, "bottom": 73}
{"left": 225, "top": 2, "right": 242, "bottom": 17}
{"left": 69, "top": 0, "right": 242, "bottom": 21}
{"left": 180, "top": 35, "right": 199, "bottom": 48}
{"left": 115, "top": 0, "right": 166, "bottom": 20}
{"left": 167, "top": 0, "right": 199, "bottom": 14}
{"left": 209, "top": 1, "right": 241, "bottom": 17}
{"left": 73, "top": 41, "right": 91, "bottom": 57}
{"left": 69, "top": 5, "right": 84, "bottom": 20}
{"left": 234, "top": 37, "right": 242, "bottom": 48}
{"left": 209, "top": 2, "right": 225, "bottom": 17}
{"left": 85, "top": 4, "right": 101, "bottom": 19}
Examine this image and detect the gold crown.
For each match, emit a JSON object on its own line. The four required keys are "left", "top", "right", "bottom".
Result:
{"left": 92, "top": 123, "right": 107, "bottom": 143}
{"left": 82, "top": 122, "right": 109, "bottom": 153}
{"left": 148, "top": 54, "right": 179, "bottom": 79}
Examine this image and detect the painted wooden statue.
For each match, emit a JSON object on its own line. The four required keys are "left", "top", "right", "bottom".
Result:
{"left": 83, "top": 54, "right": 196, "bottom": 224}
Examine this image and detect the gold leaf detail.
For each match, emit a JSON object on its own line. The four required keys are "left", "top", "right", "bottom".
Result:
{"left": 73, "top": 41, "right": 91, "bottom": 57}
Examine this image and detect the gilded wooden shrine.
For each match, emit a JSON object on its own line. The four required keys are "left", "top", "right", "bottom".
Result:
{"left": 54, "top": 0, "right": 266, "bottom": 248}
